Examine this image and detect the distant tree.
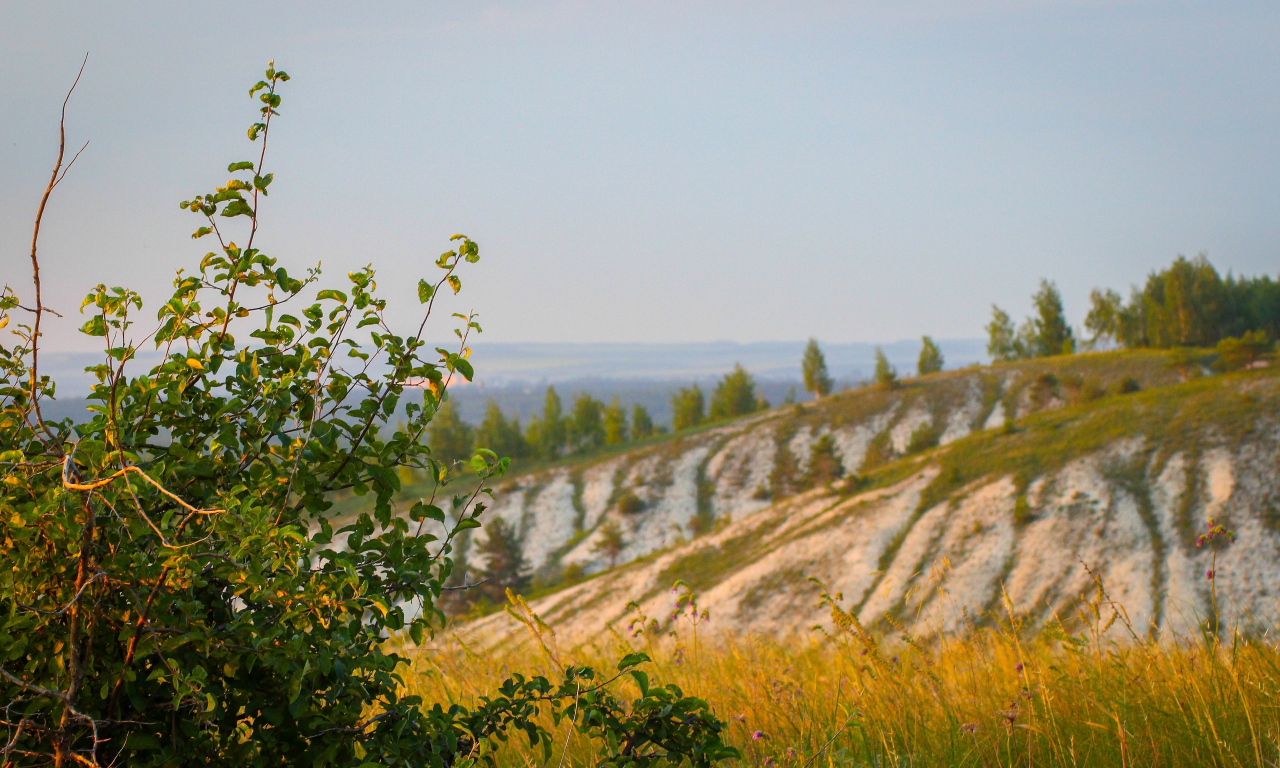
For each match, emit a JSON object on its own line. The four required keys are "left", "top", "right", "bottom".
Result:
{"left": 475, "top": 400, "right": 529, "bottom": 459}
{"left": 802, "top": 339, "right": 833, "bottom": 399}
{"left": 523, "top": 417, "right": 543, "bottom": 460}
{"left": 537, "top": 386, "right": 568, "bottom": 459}
{"left": 873, "top": 347, "right": 897, "bottom": 388}
{"left": 1214, "top": 330, "right": 1273, "bottom": 371}
{"left": 592, "top": 520, "right": 627, "bottom": 568}
{"left": 631, "top": 403, "right": 656, "bottom": 439}
{"left": 1084, "top": 288, "right": 1123, "bottom": 349}
{"left": 783, "top": 385, "right": 797, "bottom": 405}
{"left": 1031, "top": 279, "right": 1074, "bottom": 356}
{"left": 428, "top": 399, "right": 474, "bottom": 466}
{"left": 917, "top": 336, "right": 944, "bottom": 375}
{"left": 709, "top": 363, "right": 759, "bottom": 420}
{"left": 671, "top": 384, "right": 705, "bottom": 431}
{"left": 802, "top": 434, "right": 845, "bottom": 489}
{"left": 569, "top": 392, "right": 606, "bottom": 452}
{"left": 987, "top": 305, "right": 1023, "bottom": 362}
{"left": 603, "top": 396, "right": 629, "bottom": 445}
{"left": 476, "top": 517, "right": 529, "bottom": 601}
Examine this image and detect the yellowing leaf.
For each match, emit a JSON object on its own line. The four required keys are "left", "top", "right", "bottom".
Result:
{"left": 186, "top": 358, "right": 205, "bottom": 370}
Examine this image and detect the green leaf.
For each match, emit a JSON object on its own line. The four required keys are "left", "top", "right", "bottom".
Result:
{"left": 454, "top": 518, "right": 482, "bottom": 532}
{"left": 454, "top": 357, "right": 474, "bottom": 382}
{"left": 416, "top": 504, "right": 445, "bottom": 523}
{"left": 447, "top": 275, "right": 461, "bottom": 294}
{"left": 316, "top": 289, "right": 348, "bottom": 303}
{"left": 228, "top": 161, "right": 255, "bottom": 172}
{"left": 221, "top": 199, "right": 254, "bottom": 218}
{"left": 417, "top": 279, "right": 434, "bottom": 304}
{"left": 630, "top": 670, "right": 650, "bottom": 697}
{"left": 617, "top": 652, "right": 650, "bottom": 671}
{"left": 79, "top": 315, "right": 107, "bottom": 337}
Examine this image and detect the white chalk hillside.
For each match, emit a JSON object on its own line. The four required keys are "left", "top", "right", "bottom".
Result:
{"left": 446, "top": 350, "right": 1280, "bottom": 645}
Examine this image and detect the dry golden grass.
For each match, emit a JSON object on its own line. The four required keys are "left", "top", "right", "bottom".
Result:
{"left": 401, "top": 579, "right": 1280, "bottom": 767}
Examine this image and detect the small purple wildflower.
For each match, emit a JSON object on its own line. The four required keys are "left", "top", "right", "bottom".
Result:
{"left": 752, "top": 730, "right": 769, "bottom": 741}
{"left": 1207, "top": 569, "right": 1215, "bottom": 580}
{"left": 1015, "top": 662, "right": 1024, "bottom": 673}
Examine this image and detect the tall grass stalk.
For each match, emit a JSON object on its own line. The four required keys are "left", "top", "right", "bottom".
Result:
{"left": 401, "top": 585, "right": 1277, "bottom": 767}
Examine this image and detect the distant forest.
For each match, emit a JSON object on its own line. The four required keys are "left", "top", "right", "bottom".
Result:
{"left": 988, "top": 254, "right": 1277, "bottom": 365}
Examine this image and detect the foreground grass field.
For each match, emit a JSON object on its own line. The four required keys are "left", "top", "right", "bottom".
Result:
{"left": 403, "top": 582, "right": 1278, "bottom": 768}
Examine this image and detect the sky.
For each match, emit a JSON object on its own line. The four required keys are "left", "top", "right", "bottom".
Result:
{"left": 2, "top": 1, "right": 1278, "bottom": 353}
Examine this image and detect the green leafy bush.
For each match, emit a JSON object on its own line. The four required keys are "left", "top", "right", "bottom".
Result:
{"left": 0, "top": 64, "right": 735, "bottom": 768}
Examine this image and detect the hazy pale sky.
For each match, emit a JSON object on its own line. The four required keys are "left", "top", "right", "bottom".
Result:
{"left": 3, "top": 1, "right": 1278, "bottom": 352}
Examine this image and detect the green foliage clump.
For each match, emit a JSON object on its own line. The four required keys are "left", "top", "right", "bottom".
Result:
{"left": 1031, "top": 280, "right": 1075, "bottom": 356}
{"left": 873, "top": 347, "right": 897, "bottom": 388}
{"left": 801, "top": 434, "right": 845, "bottom": 489}
{"left": 569, "top": 392, "right": 605, "bottom": 453}
{"left": 906, "top": 420, "right": 940, "bottom": 454}
{"left": 429, "top": 399, "right": 475, "bottom": 465}
{"left": 526, "top": 386, "right": 568, "bottom": 460}
{"left": 475, "top": 400, "right": 530, "bottom": 459}
{"left": 917, "top": 335, "right": 944, "bottom": 375}
{"left": 989, "top": 280, "right": 1073, "bottom": 361}
{"left": 631, "top": 403, "right": 656, "bottom": 439}
{"left": 476, "top": 516, "right": 530, "bottom": 602}
{"left": 986, "top": 305, "right": 1024, "bottom": 362}
{"left": 604, "top": 396, "right": 629, "bottom": 445}
{"left": 802, "top": 339, "right": 833, "bottom": 399}
{"left": 592, "top": 520, "right": 627, "bottom": 567}
{"left": 672, "top": 384, "right": 705, "bottom": 431}
{"left": 0, "top": 65, "right": 736, "bottom": 768}
{"left": 616, "top": 488, "right": 646, "bottom": 514}
{"left": 1088, "top": 254, "right": 1280, "bottom": 349}
{"left": 1213, "top": 330, "right": 1273, "bottom": 371}
{"left": 709, "top": 364, "right": 761, "bottom": 421}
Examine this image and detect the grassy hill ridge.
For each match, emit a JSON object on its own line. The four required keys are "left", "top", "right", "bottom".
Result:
{"left": 426, "top": 350, "right": 1279, "bottom": 644}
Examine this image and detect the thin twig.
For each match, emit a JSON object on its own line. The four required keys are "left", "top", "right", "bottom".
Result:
{"left": 442, "top": 578, "right": 490, "bottom": 592}
{"left": 63, "top": 453, "right": 224, "bottom": 516}
{"left": 26, "top": 52, "right": 89, "bottom": 454}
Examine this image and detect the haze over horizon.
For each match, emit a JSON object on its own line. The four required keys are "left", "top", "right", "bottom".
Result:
{"left": 3, "top": 1, "right": 1278, "bottom": 352}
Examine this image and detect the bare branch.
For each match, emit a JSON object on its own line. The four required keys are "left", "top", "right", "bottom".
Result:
{"left": 16, "top": 572, "right": 107, "bottom": 617}
{"left": 0, "top": 667, "right": 70, "bottom": 704}
{"left": 441, "top": 578, "right": 490, "bottom": 592}
{"left": 26, "top": 52, "right": 90, "bottom": 455}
